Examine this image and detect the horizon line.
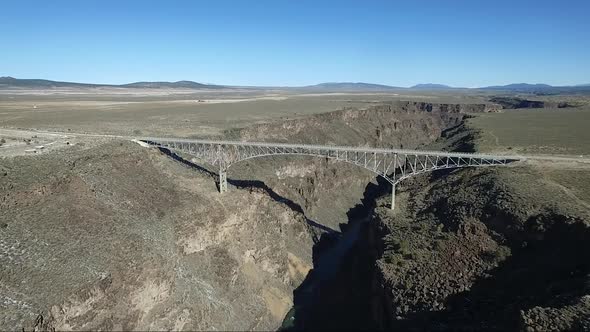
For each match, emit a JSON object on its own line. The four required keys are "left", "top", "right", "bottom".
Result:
{"left": 1, "top": 75, "right": 588, "bottom": 89}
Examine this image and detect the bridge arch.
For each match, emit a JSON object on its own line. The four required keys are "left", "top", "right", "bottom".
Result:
{"left": 225, "top": 152, "right": 396, "bottom": 184}
{"left": 142, "top": 138, "right": 519, "bottom": 210}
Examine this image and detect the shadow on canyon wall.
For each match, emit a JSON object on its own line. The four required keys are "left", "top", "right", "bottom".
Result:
{"left": 159, "top": 146, "right": 390, "bottom": 330}
{"left": 159, "top": 147, "right": 339, "bottom": 237}
{"left": 392, "top": 213, "right": 590, "bottom": 331}
{"left": 283, "top": 177, "right": 392, "bottom": 331}
{"left": 158, "top": 147, "right": 589, "bottom": 331}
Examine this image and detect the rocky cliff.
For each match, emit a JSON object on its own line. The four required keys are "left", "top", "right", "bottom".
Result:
{"left": 0, "top": 142, "right": 313, "bottom": 330}
{"left": 226, "top": 101, "right": 499, "bottom": 148}
{"left": 225, "top": 102, "right": 479, "bottom": 229}
{"left": 368, "top": 139, "right": 590, "bottom": 330}
{"left": 489, "top": 96, "right": 577, "bottom": 109}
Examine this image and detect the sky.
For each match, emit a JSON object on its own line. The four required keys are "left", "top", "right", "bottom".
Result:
{"left": 1, "top": 0, "right": 589, "bottom": 87}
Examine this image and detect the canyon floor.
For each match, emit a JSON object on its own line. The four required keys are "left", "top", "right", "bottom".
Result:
{"left": 1, "top": 89, "right": 589, "bottom": 330}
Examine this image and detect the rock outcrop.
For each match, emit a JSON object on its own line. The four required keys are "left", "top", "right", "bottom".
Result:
{"left": 0, "top": 142, "right": 313, "bottom": 330}
{"left": 369, "top": 157, "right": 590, "bottom": 330}
{"left": 224, "top": 102, "right": 479, "bottom": 229}
{"left": 226, "top": 101, "right": 499, "bottom": 148}
{"left": 489, "top": 96, "right": 576, "bottom": 109}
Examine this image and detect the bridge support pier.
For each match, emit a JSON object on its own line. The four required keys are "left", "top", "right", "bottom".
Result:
{"left": 391, "top": 183, "right": 396, "bottom": 210}
{"left": 219, "top": 167, "right": 227, "bottom": 193}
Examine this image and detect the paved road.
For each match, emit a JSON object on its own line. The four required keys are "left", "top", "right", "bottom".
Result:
{"left": 1, "top": 128, "right": 589, "bottom": 164}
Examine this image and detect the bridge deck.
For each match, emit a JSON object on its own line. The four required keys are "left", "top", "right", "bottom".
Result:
{"left": 141, "top": 137, "right": 524, "bottom": 161}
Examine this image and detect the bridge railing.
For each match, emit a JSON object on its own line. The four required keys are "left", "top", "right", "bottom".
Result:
{"left": 142, "top": 137, "right": 521, "bottom": 210}
{"left": 141, "top": 137, "right": 525, "bottom": 161}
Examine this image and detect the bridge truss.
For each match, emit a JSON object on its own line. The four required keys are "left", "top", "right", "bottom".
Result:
{"left": 142, "top": 138, "right": 521, "bottom": 210}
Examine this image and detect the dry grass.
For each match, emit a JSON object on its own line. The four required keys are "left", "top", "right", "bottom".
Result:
{"left": 466, "top": 103, "right": 590, "bottom": 213}
{"left": 0, "top": 89, "right": 489, "bottom": 138}
{"left": 468, "top": 106, "right": 590, "bottom": 156}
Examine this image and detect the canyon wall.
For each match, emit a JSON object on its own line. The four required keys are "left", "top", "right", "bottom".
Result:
{"left": 226, "top": 101, "right": 477, "bottom": 229}
{"left": 1, "top": 142, "right": 313, "bottom": 330}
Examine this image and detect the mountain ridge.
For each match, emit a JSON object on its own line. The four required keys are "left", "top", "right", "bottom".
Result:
{"left": 410, "top": 83, "right": 456, "bottom": 89}
{"left": 0, "top": 76, "right": 223, "bottom": 89}
{"left": 1, "top": 76, "right": 590, "bottom": 93}
{"left": 304, "top": 82, "right": 400, "bottom": 90}
{"left": 481, "top": 83, "right": 553, "bottom": 90}
{"left": 121, "top": 80, "right": 224, "bottom": 89}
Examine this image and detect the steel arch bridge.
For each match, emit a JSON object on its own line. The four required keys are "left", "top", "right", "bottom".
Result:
{"left": 141, "top": 137, "right": 522, "bottom": 210}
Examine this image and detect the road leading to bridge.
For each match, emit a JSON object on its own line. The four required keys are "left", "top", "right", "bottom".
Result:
{"left": 2, "top": 128, "right": 589, "bottom": 210}
{"left": 3, "top": 128, "right": 588, "bottom": 162}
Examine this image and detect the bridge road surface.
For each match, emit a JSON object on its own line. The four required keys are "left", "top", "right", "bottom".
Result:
{"left": 2, "top": 128, "right": 589, "bottom": 210}
{"left": 2, "top": 128, "right": 585, "bottom": 163}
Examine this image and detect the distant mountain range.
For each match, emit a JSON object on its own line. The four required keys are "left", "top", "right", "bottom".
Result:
{"left": 479, "top": 83, "right": 590, "bottom": 94}
{"left": 410, "top": 83, "right": 457, "bottom": 89}
{"left": 303, "top": 82, "right": 400, "bottom": 90}
{"left": 0, "top": 76, "right": 224, "bottom": 89}
{"left": 121, "top": 80, "right": 223, "bottom": 89}
{"left": 482, "top": 83, "right": 552, "bottom": 89}
{"left": 0, "top": 76, "right": 106, "bottom": 88}
{"left": 1, "top": 76, "right": 589, "bottom": 93}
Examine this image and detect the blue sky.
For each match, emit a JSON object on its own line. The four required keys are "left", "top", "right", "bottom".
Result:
{"left": 1, "top": 0, "right": 588, "bottom": 87}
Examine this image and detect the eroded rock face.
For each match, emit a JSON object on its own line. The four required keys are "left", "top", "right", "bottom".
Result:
{"left": 0, "top": 142, "right": 313, "bottom": 330}
{"left": 226, "top": 101, "right": 477, "bottom": 148}
{"left": 396, "top": 100, "right": 502, "bottom": 113}
{"left": 229, "top": 157, "right": 375, "bottom": 231}
{"left": 489, "top": 96, "right": 577, "bottom": 109}
{"left": 225, "top": 101, "right": 473, "bottom": 230}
